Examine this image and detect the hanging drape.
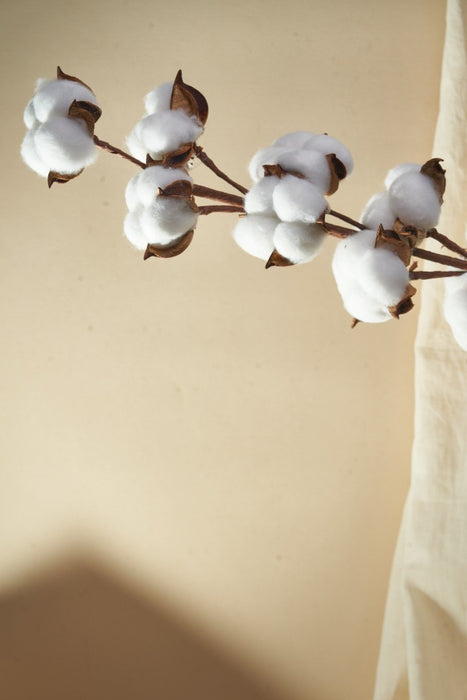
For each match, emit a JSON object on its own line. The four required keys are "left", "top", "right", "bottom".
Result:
{"left": 374, "top": 1, "right": 467, "bottom": 698}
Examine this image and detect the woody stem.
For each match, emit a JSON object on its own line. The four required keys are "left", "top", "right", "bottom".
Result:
{"left": 192, "top": 185, "right": 244, "bottom": 206}
{"left": 194, "top": 146, "right": 249, "bottom": 194}
{"left": 198, "top": 205, "right": 244, "bottom": 215}
{"left": 412, "top": 248, "right": 467, "bottom": 270}
{"left": 327, "top": 209, "right": 366, "bottom": 230}
{"left": 93, "top": 135, "right": 147, "bottom": 168}
{"left": 321, "top": 221, "right": 361, "bottom": 238}
{"left": 426, "top": 229, "right": 467, "bottom": 258}
{"left": 409, "top": 269, "right": 467, "bottom": 280}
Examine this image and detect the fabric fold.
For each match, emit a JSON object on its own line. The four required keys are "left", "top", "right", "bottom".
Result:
{"left": 374, "top": 1, "right": 467, "bottom": 698}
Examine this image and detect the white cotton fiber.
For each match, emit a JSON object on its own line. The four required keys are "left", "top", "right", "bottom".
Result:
{"left": 126, "top": 166, "right": 192, "bottom": 210}
{"left": 332, "top": 229, "right": 377, "bottom": 278}
{"left": 247, "top": 146, "right": 289, "bottom": 182}
{"left": 444, "top": 284, "right": 467, "bottom": 350}
{"left": 272, "top": 175, "right": 328, "bottom": 223}
{"left": 388, "top": 171, "right": 441, "bottom": 230}
{"left": 33, "top": 116, "right": 97, "bottom": 173}
{"left": 24, "top": 100, "right": 39, "bottom": 130}
{"left": 276, "top": 149, "right": 331, "bottom": 193}
{"left": 20, "top": 129, "right": 49, "bottom": 177}
{"left": 332, "top": 228, "right": 402, "bottom": 323}
{"left": 135, "top": 166, "right": 192, "bottom": 207}
{"left": 140, "top": 197, "right": 198, "bottom": 244}
{"left": 144, "top": 82, "right": 174, "bottom": 115}
{"left": 273, "top": 131, "right": 315, "bottom": 149}
{"left": 125, "top": 175, "right": 140, "bottom": 211}
{"left": 273, "top": 222, "right": 326, "bottom": 264}
{"left": 340, "top": 285, "right": 393, "bottom": 323}
{"left": 32, "top": 79, "right": 97, "bottom": 123}
{"left": 358, "top": 247, "right": 409, "bottom": 306}
{"left": 124, "top": 166, "right": 196, "bottom": 251}
{"left": 384, "top": 163, "right": 420, "bottom": 190}
{"left": 232, "top": 214, "right": 278, "bottom": 260}
{"left": 360, "top": 191, "right": 395, "bottom": 230}
{"left": 126, "top": 122, "right": 146, "bottom": 162}
{"left": 303, "top": 134, "right": 354, "bottom": 175}
{"left": 22, "top": 75, "right": 100, "bottom": 179}
{"left": 123, "top": 209, "right": 148, "bottom": 250}
{"left": 138, "top": 109, "right": 203, "bottom": 159}
{"left": 244, "top": 176, "right": 279, "bottom": 215}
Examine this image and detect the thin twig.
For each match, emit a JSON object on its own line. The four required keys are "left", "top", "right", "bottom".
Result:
{"left": 194, "top": 146, "right": 248, "bottom": 194}
{"left": 409, "top": 269, "right": 467, "bottom": 280}
{"left": 412, "top": 247, "right": 467, "bottom": 270}
{"left": 198, "top": 205, "right": 244, "bottom": 215}
{"left": 327, "top": 209, "right": 366, "bottom": 230}
{"left": 192, "top": 184, "right": 244, "bottom": 206}
{"left": 426, "top": 229, "right": 467, "bottom": 258}
{"left": 321, "top": 222, "right": 360, "bottom": 238}
{"left": 93, "top": 136, "right": 147, "bottom": 168}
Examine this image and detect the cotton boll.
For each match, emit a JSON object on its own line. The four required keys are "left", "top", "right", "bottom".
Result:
{"left": 24, "top": 100, "right": 39, "bottom": 129}
{"left": 384, "top": 163, "right": 420, "bottom": 190}
{"left": 139, "top": 109, "right": 203, "bottom": 159}
{"left": 360, "top": 191, "right": 395, "bottom": 230}
{"left": 273, "top": 222, "right": 326, "bottom": 264}
{"left": 303, "top": 134, "right": 354, "bottom": 176}
{"left": 276, "top": 149, "right": 331, "bottom": 193}
{"left": 232, "top": 215, "right": 278, "bottom": 260}
{"left": 20, "top": 128, "right": 49, "bottom": 177}
{"left": 126, "top": 122, "right": 148, "bottom": 162}
{"left": 358, "top": 247, "right": 409, "bottom": 307}
{"left": 140, "top": 197, "right": 198, "bottom": 244}
{"left": 32, "top": 79, "right": 97, "bottom": 123}
{"left": 125, "top": 174, "right": 141, "bottom": 211}
{"left": 332, "top": 229, "right": 377, "bottom": 281}
{"left": 135, "top": 165, "right": 192, "bottom": 207}
{"left": 272, "top": 131, "right": 315, "bottom": 149}
{"left": 34, "top": 116, "right": 97, "bottom": 173}
{"left": 248, "top": 146, "right": 289, "bottom": 182}
{"left": 244, "top": 176, "right": 279, "bottom": 215}
{"left": 144, "top": 82, "right": 173, "bottom": 115}
{"left": 124, "top": 209, "right": 148, "bottom": 250}
{"left": 332, "top": 263, "right": 393, "bottom": 323}
{"left": 272, "top": 175, "right": 328, "bottom": 224}
{"left": 341, "top": 285, "right": 393, "bottom": 323}
{"left": 388, "top": 171, "right": 441, "bottom": 230}
{"left": 444, "top": 286, "right": 467, "bottom": 350}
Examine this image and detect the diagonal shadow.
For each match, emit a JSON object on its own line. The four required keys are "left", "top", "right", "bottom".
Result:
{"left": 0, "top": 555, "right": 293, "bottom": 700}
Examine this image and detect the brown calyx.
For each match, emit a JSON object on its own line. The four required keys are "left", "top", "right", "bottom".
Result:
{"left": 68, "top": 99, "right": 102, "bottom": 137}
{"left": 374, "top": 220, "right": 425, "bottom": 266}
{"left": 144, "top": 230, "right": 195, "bottom": 259}
{"left": 420, "top": 158, "right": 446, "bottom": 202}
{"left": 389, "top": 284, "right": 417, "bottom": 319}
{"left": 170, "top": 70, "right": 209, "bottom": 126}
{"left": 265, "top": 250, "right": 294, "bottom": 268}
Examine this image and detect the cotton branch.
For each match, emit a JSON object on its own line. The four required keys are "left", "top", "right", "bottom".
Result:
{"left": 426, "top": 228, "right": 467, "bottom": 258}
{"left": 192, "top": 184, "right": 244, "bottom": 207}
{"left": 412, "top": 247, "right": 467, "bottom": 271}
{"left": 194, "top": 146, "right": 248, "bottom": 195}
{"left": 409, "top": 269, "right": 466, "bottom": 281}
{"left": 327, "top": 209, "right": 365, "bottom": 230}
{"left": 198, "top": 205, "right": 244, "bottom": 215}
{"left": 93, "top": 135, "right": 147, "bottom": 168}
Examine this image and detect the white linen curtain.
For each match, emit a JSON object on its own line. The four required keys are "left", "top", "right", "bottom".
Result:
{"left": 374, "top": 1, "right": 467, "bottom": 698}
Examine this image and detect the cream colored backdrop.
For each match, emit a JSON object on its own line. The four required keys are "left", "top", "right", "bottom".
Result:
{"left": 0, "top": 1, "right": 446, "bottom": 699}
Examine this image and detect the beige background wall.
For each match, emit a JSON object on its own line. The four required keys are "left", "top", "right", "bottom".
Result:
{"left": 1, "top": 1, "right": 445, "bottom": 698}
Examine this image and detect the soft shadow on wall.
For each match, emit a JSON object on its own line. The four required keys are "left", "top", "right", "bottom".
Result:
{"left": 0, "top": 555, "right": 306, "bottom": 700}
